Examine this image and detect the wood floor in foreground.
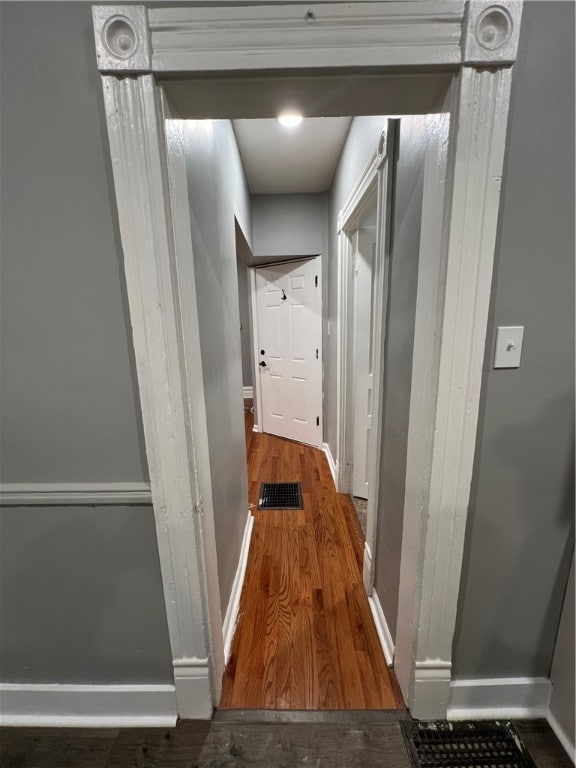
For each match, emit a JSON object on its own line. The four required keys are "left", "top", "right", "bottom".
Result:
{"left": 0, "top": 718, "right": 572, "bottom": 768}
{"left": 219, "top": 413, "right": 405, "bottom": 710}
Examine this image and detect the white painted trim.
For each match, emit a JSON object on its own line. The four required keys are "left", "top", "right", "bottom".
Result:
{"left": 172, "top": 662, "right": 213, "bottom": 719}
{"left": 99, "top": 74, "right": 222, "bottom": 720}
{"left": 336, "top": 157, "right": 379, "bottom": 494}
{"left": 249, "top": 266, "right": 264, "bottom": 433}
{"left": 337, "top": 151, "right": 382, "bottom": 234}
{"left": 222, "top": 512, "right": 254, "bottom": 665}
{"left": 147, "top": 3, "right": 467, "bottom": 73}
{"left": 335, "top": 125, "right": 394, "bottom": 598}
{"left": 395, "top": 60, "right": 520, "bottom": 721}
{"left": 394, "top": 105, "right": 453, "bottom": 716}
{"left": 322, "top": 443, "right": 337, "bottom": 489}
{"left": 368, "top": 589, "right": 395, "bottom": 667}
{"left": 362, "top": 130, "right": 394, "bottom": 595}
{"left": 163, "top": 111, "right": 226, "bottom": 709}
{"left": 448, "top": 677, "right": 552, "bottom": 721}
{"left": 242, "top": 386, "right": 253, "bottom": 399}
{"left": 335, "top": 228, "right": 354, "bottom": 494}
{"left": 93, "top": 6, "right": 151, "bottom": 72}
{"left": 363, "top": 541, "right": 373, "bottom": 595}
{"left": 547, "top": 709, "right": 576, "bottom": 764}
{"left": 0, "top": 683, "right": 177, "bottom": 728}
{"left": 92, "top": 1, "right": 523, "bottom": 722}
{"left": 411, "top": 662, "right": 453, "bottom": 718}
{"left": 335, "top": 148, "right": 382, "bottom": 496}
{"left": 0, "top": 482, "right": 152, "bottom": 506}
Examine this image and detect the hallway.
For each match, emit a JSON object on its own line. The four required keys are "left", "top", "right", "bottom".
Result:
{"left": 219, "top": 413, "right": 404, "bottom": 710}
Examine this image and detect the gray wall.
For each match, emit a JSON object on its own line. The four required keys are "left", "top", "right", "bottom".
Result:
{"left": 374, "top": 117, "right": 429, "bottom": 639}
{"left": 453, "top": 1, "right": 575, "bottom": 679}
{"left": 0, "top": 3, "right": 147, "bottom": 483}
{"left": 0, "top": 506, "right": 173, "bottom": 683}
{"left": 549, "top": 553, "right": 575, "bottom": 753}
{"left": 251, "top": 193, "right": 328, "bottom": 261}
{"left": 0, "top": 3, "right": 172, "bottom": 684}
{"left": 181, "top": 120, "right": 252, "bottom": 611}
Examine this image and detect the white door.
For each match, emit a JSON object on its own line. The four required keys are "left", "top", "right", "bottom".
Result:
{"left": 352, "top": 227, "right": 377, "bottom": 498}
{"left": 255, "top": 257, "right": 322, "bottom": 447}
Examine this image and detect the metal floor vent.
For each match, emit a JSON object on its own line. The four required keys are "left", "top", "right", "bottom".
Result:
{"left": 401, "top": 721, "right": 537, "bottom": 768}
{"left": 258, "top": 482, "right": 303, "bottom": 510}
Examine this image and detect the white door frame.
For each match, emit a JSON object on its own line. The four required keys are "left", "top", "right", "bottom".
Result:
{"left": 250, "top": 256, "right": 323, "bottom": 444}
{"left": 91, "top": 1, "right": 523, "bottom": 720}
{"left": 351, "top": 225, "right": 377, "bottom": 502}
{"left": 335, "top": 125, "right": 394, "bottom": 597}
{"left": 249, "top": 267, "right": 263, "bottom": 433}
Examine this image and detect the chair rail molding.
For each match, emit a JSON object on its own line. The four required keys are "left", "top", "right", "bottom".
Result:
{"left": 91, "top": 0, "right": 523, "bottom": 720}
{"left": 0, "top": 482, "right": 152, "bottom": 506}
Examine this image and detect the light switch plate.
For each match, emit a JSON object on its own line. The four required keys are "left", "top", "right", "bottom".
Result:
{"left": 494, "top": 325, "right": 524, "bottom": 368}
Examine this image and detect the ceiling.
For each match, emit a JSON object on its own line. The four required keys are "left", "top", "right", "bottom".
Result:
{"left": 232, "top": 117, "right": 352, "bottom": 195}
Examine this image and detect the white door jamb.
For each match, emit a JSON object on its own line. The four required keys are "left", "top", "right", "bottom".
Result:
{"left": 249, "top": 266, "right": 263, "bottom": 433}
{"left": 335, "top": 127, "right": 394, "bottom": 600}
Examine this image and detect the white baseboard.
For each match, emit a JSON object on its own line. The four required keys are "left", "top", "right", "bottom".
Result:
{"left": 172, "top": 661, "right": 213, "bottom": 719}
{"left": 368, "top": 589, "right": 395, "bottom": 667}
{"left": 222, "top": 512, "right": 254, "bottom": 665}
{"left": 0, "top": 683, "right": 177, "bottom": 727}
{"left": 0, "top": 482, "right": 152, "bottom": 506}
{"left": 411, "top": 662, "right": 452, "bottom": 719}
{"left": 322, "top": 442, "right": 337, "bottom": 488}
{"left": 242, "top": 386, "right": 253, "bottom": 399}
{"left": 448, "top": 677, "right": 552, "bottom": 721}
{"left": 363, "top": 542, "right": 373, "bottom": 594}
{"left": 547, "top": 709, "right": 576, "bottom": 764}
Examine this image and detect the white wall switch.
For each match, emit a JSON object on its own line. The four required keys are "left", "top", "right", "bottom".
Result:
{"left": 494, "top": 325, "right": 524, "bottom": 368}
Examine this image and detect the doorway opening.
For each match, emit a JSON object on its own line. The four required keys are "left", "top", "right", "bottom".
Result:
{"left": 95, "top": 3, "right": 519, "bottom": 717}
{"left": 211, "top": 113, "right": 423, "bottom": 710}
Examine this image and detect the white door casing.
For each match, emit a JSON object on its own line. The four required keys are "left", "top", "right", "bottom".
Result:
{"left": 336, "top": 126, "right": 394, "bottom": 607}
{"left": 352, "top": 227, "right": 377, "bottom": 499}
{"left": 254, "top": 258, "right": 322, "bottom": 448}
{"left": 91, "top": 1, "right": 523, "bottom": 720}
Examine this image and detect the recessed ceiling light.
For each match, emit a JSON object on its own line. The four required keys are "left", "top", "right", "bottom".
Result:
{"left": 278, "top": 112, "right": 303, "bottom": 128}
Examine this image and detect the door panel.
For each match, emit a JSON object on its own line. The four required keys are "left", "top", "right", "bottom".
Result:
{"left": 255, "top": 257, "right": 322, "bottom": 447}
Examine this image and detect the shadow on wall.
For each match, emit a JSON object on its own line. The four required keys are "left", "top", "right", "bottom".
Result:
{"left": 454, "top": 392, "right": 575, "bottom": 678}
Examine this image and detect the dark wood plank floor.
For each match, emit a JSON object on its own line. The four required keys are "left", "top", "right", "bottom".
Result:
{"left": 0, "top": 718, "right": 572, "bottom": 768}
{"left": 219, "top": 412, "right": 404, "bottom": 710}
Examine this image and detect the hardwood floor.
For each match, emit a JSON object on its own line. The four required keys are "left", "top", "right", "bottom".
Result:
{"left": 220, "top": 412, "right": 405, "bottom": 710}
